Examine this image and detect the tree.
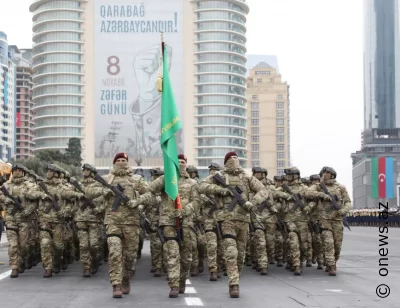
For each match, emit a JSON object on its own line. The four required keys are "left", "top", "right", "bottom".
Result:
{"left": 35, "top": 150, "right": 64, "bottom": 163}
{"left": 64, "top": 138, "right": 82, "bottom": 167}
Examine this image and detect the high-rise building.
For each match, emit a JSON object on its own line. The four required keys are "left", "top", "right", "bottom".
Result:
{"left": 30, "top": 0, "right": 86, "bottom": 155}
{"left": 9, "top": 47, "right": 35, "bottom": 160}
{"left": 192, "top": 0, "right": 249, "bottom": 167}
{"left": 29, "top": 0, "right": 250, "bottom": 172}
{"left": 351, "top": 0, "right": 400, "bottom": 208}
{"left": 246, "top": 61, "right": 290, "bottom": 176}
{"left": 0, "top": 31, "right": 16, "bottom": 161}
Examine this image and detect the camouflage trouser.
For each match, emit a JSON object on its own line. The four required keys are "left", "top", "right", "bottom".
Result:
{"left": 64, "top": 222, "right": 75, "bottom": 261}
{"left": 76, "top": 221, "right": 101, "bottom": 270}
{"left": 39, "top": 222, "right": 64, "bottom": 270}
{"left": 320, "top": 219, "right": 343, "bottom": 267}
{"left": 106, "top": 224, "right": 140, "bottom": 286}
{"left": 217, "top": 238, "right": 225, "bottom": 271}
{"left": 253, "top": 227, "right": 267, "bottom": 269}
{"left": 286, "top": 221, "right": 309, "bottom": 268}
{"left": 275, "top": 229, "right": 284, "bottom": 263}
{"left": 306, "top": 227, "right": 313, "bottom": 262}
{"left": 204, "top": 225, "right": 218, "bottom": 273}
{"left": 221, "top": 220, "right": 249, "bottom": 286}
{"left": 27, "top": 220, "right": 36, "bottom": 261}
{"left": 313, "top": 231, "right": 324, "bottom": 264}
{"left": 149, "top": 222, "right": 162, "bottom": 270}
{"left": 7, "top": 222, "right": 30, "bottom": 270}
{"left": 191, "top": 225, "right": 206, "bottom": 271}
{"left": 162, "top": 225, "right": 193, "bottom": 288}
{"left": 265, "top": 222, "right": 277, "bottom": 262}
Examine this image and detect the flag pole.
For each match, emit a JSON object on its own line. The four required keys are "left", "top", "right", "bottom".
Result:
{"left": 157, "top": 32, "right": 164, "bottom": 93}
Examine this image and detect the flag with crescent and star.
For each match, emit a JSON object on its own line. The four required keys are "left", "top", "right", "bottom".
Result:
{"left": 371, "top": 157, "right": 394, "bottom": 199}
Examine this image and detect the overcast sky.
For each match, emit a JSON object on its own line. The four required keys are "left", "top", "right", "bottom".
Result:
{"left": 0, "top": 0, "right": 363, "bottom": 194}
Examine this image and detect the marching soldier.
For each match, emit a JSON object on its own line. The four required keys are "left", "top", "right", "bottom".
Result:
{"left": 0, "top": 164, "right": 44, "bottom": 278}
{"left": 199, "top": 152, "right": 267, "bottom": 298}
{"left": 305, "top": 167, "right": 351, "bottom": 276}
{"left": 128, "top": 154, "right": 199, "bottom": 298}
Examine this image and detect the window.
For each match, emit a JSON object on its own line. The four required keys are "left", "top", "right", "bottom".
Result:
{"left": 276, "top": 119, "right": 284, "bottom": 125}
{"left": 277, "top": 161, "right": 285, "bottom": 168}
{"left": 252, "top": 152, "right": 259, "bottom": 159}
{"left": 277, "top": 168, "right": 284, "bottom": 175}
{"left": 278, "top": 94, "right": 283, "bottom": 99}
{"left": 252, "top": 160, "right": 260, "bottom": 167}
{"left": 276, "top": 102, "right": 284, "bottom": 109}
{"left": 252, "top": 95, "right": 258, "bottom": 99}
{"left": 277, "top": 144, "right": 284, "bottom": 151}
{"left": 252, "top": 119, "right": 259, "bottom": 125}
{"left": 251, "top": 102, "right": 259, "bottom": 110}
{"left": 252, "top": 144, "right": 259, "bottom": 151}
{"left": 270, "top": 78, "right": 274, "bottom": 82}
{"left": 252, "top": 136, "right": 259, "bottom": 142}
{"left": 277, "top": 152, "right": 285, "bottom": 159}
{"left": 251, "top": 127, "right": 259, "bottom": 134}
{"left": 251, "top": 111, "right": 259, "bottom": 118}
{"left": 277, "top": 127, "right": 284, "bottom": 134}
{"left": 276, "top": 110, "right": 284, "bottom": 117}
{"left": 276, "top": 135, "right": 284, "bottom": 142}
{"left": 257, "top": 78, "right": 262, "bottom": 83}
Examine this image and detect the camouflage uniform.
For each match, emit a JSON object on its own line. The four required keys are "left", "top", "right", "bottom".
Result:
{"left": 101, "top": 156, "right": 149, "bottom": 297}
{"left": 199, "top": 153, "right": 267, "bottom": 298}
{"left": 132, "top": 157, "right": 199, "bottom": 298}
{"left": 187, "top": 165, "right": 206, "bottom": 276}
{"left": 36, "top": 164, "right": 83, "bottom": 278}
{"left": 275, "top": 167, "right": 309, "bottom": 275}
{"left": 0, "top": 164, "right": 44, "bottom": 278}
{"left": 72, "top": 164, "right": 106, "bottom": 277}
{"left": 272, "top": 175, "right": 285, "bottom": 266}
{"left": 24, "top": 169, "right": 41, "bottom": 268}
{"left": 305, "top": 167, "right": 352, "bottom": 276}
{"left": 147, "top": 168, "right": 164, "bottom": 277}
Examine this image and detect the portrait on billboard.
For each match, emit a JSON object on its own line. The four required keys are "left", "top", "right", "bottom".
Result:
{"left": 94, "top": 1, "right": 184, "bottom": 161}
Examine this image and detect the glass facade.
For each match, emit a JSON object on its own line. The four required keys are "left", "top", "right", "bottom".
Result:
{"left": 364, "top": 0, "right": 400, "bottom": 129}
{"left": 194, "top": 0, "right": 249, "bottom": 167}
{"left": 31, "top": 0, "right": 84, "bottom": 151}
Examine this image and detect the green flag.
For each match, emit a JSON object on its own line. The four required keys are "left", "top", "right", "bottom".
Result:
{"left": 160, "top": 43, "right": 182, "bottom": 200}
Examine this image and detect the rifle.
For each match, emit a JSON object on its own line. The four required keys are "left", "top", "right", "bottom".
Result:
{"left": 276, "top": 219, "right": 288, "bottom": 234}
{"left": 69, "top": 178, "right": 95, "bottom": 211}
{"left": 38, "top": 181, "right": 60, "bottom": 213}
{"left": 215, "top": 222, "right": 223, "bottom": 241}
{"left": 0, "top": 186, "right": 23, "bottom": 215}
{"left": 157, "top": 226, "right": 165, "bottom": 244}
{"left": 207, "top": 196, "right": 219, "bottom": 216}
{"left": 258, "top": 199, "right": 273, "bottom": 213}
{"left": 140, "top": 215, "right": 152, "bottom": 234}
{"left": 281, "top": 183, "right": 305, "bottom": 210}
{"left": 93, "top": 173, "right": 129, "bottom": 211}
{"left": 212, "top": 173, "right": 246, "bottom": 211}
{"left": 319, "top": 183, "right": 351, "bottom": 231}
{"left": 196, "top": 223, "right": 205, "bottom": 235}
{"left": 319, "top": 183, "right": 339, "bottom": 210}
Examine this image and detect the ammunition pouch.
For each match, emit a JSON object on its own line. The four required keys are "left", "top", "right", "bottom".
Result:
{"left": 39, "top": 227, "right": 53, "bottom": 238}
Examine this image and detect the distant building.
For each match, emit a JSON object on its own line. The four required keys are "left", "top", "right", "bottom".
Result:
{"left": 9, "top": 46, "right": 34, "bottom": 160}
{"left": 0, "top": 31, "right": 16, "bottom": 161}
{"left": 246, "top": 61, "right": 290, "bottom": 176}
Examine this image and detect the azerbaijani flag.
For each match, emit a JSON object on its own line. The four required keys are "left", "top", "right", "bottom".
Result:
{"left": 371, "top": 157, "right": 394, "bottom": 199}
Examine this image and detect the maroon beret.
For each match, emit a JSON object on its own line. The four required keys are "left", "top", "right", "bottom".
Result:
{"left": 224, "top": 152, "right": 238, "bottom": 165}
{"left": 113, "top": 152, "right": 128, "bottom": 164}
{"left": 178, "top": 154, "right": 187, "bottom": 162}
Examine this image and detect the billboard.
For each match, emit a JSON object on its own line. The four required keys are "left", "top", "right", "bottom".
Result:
{"left": 94, "top": 1, "right": 184, "bottom": 162}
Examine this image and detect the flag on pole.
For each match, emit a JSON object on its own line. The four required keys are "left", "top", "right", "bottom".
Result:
{"left": 159, "top": 39, "right": 182, "bottom": 201}
{"left": 371, "top": 156, "right": 394, "bottom": 199}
